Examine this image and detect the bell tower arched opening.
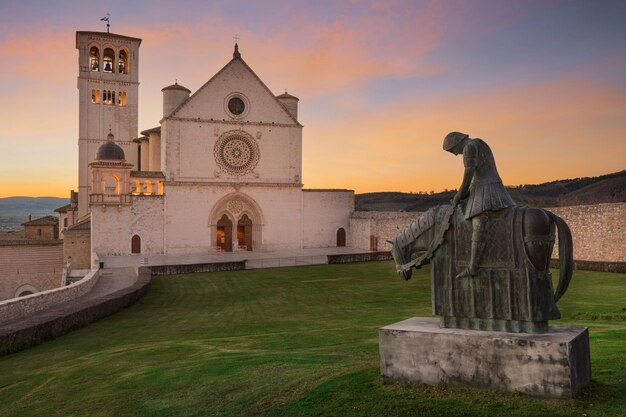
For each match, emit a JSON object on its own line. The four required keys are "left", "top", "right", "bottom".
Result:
{"left": 118, "top": 49, "right": 128, "bottom": 74}
{"left": 103, "top": 47, "right": 115, "bottom": 73}
{"left": 89, "top": 46, "right": 100, "bottom": 71}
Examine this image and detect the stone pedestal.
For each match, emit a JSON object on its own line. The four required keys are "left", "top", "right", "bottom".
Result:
{"left": 379, "top": 317, "right": 591, "bottom": 398}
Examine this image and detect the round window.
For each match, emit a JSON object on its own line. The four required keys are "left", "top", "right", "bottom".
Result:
{"left": 228, "top": 97, "right": 245, "bottom": 115}
{"left": 214, "top": 131, "right": 260, "bottom": 176}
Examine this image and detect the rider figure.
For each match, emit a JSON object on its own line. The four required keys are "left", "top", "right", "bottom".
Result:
{"left": 443, "top": 132, "right": 516, "bottom": 279}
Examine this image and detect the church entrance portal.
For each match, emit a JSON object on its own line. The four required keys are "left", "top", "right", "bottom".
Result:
{"left": 237, "top": 214, "right": 253, "bottom": 251}
{"left": 216, "top": 214, "right": 233, "bottom": 252}
{"left": 210, "top": 193, "right": 264, "bottom": 252}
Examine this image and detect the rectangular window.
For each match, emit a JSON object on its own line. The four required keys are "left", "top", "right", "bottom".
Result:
{"left": 91, "top": 89, "right": 100, "bottom": 104}
{"left": 102, "top": 90, "right": 115, "bottom": 105}
{"left": 118, "top": 91, "right": 127, "bottom": 107}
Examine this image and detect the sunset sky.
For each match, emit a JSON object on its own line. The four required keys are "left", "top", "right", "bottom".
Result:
{"left": 0, "top": 0, "right": 624, "bottom": 197}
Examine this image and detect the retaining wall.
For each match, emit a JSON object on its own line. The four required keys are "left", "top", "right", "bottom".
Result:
{"left": 0, "top": 241, "right": 63, "bottom": 300}
{"left": 350, "top": 203, "right": 626, "bottom": 264}
{"left": 328, "top": 252, "right": 393, "bottom": 264}
{"left": 0, "top": 268, "right": 100, "bottom": 326}
{"left": 0, "top": 267, "right": 151, "bottom": 356}
{"left": 149, "top": 261, "right": 246, "bottom": 276}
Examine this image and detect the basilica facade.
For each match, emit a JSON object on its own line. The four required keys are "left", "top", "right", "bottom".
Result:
{"left": 70, "top": 30, "right": 353, "bottom": 263}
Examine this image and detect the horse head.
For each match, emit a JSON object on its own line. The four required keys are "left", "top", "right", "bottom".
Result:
{"left": 388, "top": 205, "right": 453, "bottom": 281}
{"left": 388, "top": 238, "right": 414, "bottom": 281}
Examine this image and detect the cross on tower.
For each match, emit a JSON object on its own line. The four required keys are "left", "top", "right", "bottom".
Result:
{"left": 233, "top": 34, "right": 240, "bottom": 44}
{"left": 100, "top": 13, "right": 110, "bottom": 33}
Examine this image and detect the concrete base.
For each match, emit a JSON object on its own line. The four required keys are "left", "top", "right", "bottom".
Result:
{"left": 379, "top": 317, "right": 591, "bottom": 398}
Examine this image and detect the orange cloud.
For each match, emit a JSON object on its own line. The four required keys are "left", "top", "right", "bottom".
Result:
{"left": 302, "top": 75, "right": 626, "bottom": 193}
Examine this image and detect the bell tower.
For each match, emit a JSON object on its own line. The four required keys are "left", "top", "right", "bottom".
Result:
{"left": 75, "top": 31, "right": 141, "bottom": 217}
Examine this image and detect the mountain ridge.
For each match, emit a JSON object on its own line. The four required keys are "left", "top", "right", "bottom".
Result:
{"left": 356, "top": 170, "right": 626, "bottom": 212}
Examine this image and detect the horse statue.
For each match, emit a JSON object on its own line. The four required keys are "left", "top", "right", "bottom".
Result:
{"left": 389, "top": 202, "right": 573, "bottom": 333}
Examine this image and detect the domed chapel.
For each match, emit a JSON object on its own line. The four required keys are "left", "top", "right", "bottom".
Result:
{"left": 67, "top": 30, "right": 353, "bottom": 264}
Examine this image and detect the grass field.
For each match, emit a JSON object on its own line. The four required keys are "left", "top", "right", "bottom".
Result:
{"left": 0, "top": 262, "right": 625, "bottom": 417}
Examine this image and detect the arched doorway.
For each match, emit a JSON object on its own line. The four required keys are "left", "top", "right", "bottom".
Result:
{"left": 337, "top": 228, "right": 346, "bottom": 247}
{"left": 216, "top": 214, "right": 233, "bottom": 252}
{"left": 237, "top": 214, "right": 253, "bottom": 251}
{"left": 131, "top": 235, "right": 141, "bottom": 254}
{"left": 14, "top": 284, "right": 38, "bottom": 298}
{"left": 209, "top": 193, "right": 264, "bottom": 252}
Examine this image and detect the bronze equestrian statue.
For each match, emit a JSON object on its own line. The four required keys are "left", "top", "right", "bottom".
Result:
{"left": 389, "top": 132, "right": 573, "bottom": 333}
{"left": 444, "top": 132, "right": 516, "bottom": 279}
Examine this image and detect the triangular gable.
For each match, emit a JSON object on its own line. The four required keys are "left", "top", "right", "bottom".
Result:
{"left": 169, "top": 55, "right": 301, "bottom": 126}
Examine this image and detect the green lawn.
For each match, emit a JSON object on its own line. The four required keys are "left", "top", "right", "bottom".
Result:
{"left": 0, "top": 262, "right": 625, "bottom": 417}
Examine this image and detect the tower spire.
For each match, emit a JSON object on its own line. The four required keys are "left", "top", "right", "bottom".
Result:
{"left": 100, "top": 13, "right": 110, "bottom": 33}
{"left": 233, "top": 35, "right": 241, "bottom": 59}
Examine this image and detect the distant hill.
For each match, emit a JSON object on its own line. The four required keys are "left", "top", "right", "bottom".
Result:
{"left": 356, "top": 170, "right": 626, "bottom": 212}
{"left": 0, "top": 197, "right": 69, "bottom": 230}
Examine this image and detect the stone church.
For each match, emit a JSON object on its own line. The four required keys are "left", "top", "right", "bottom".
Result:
{"left": 65, "top": 30, "right": 353, "bottom": 265}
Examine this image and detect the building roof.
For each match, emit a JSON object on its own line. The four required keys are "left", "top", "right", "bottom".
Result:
{"left": 140, "top": 126, "right": 161, "bottom": 136}
{"left": 166, "top": 44, "right": 302, "bottom": 126}
{"left": 302, "top": 189, "right": 354, "bottom": 193}
{"left": 96, "top": 141, "right": 125, "bottom": 161}
{"left": 276, "top": 92, "right": 299, "bottom": 101}
{"left": 162, "top": 82, "right": 191, "bottom": 93}
{"left": 0, "top": 239, "right": 63, "bottom": 246}
{"left": 90, "top": 161, "right": 133, "bottom": 168}
{"left": 65, "top": 217, "right": 91, "bottom": 233}
{"left": 21, "top": 215, "right": 58, "bottom": 226}
{"left": 131, "top": 171, "right": 165, "bottom": 178}
{"left": 132, "top": 136, "right": 149, "bottom": 143}
{"left": 76, "top": 31, "right": 142, "bottom": 45}
{"left": 54, "top": 203, "right": 72, "bottom": 213}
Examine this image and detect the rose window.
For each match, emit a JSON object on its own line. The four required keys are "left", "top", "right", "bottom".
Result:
{"left": 214, "top": 132, "right": 259, "bottom": 175}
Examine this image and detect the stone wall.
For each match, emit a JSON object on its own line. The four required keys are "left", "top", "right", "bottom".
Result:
{"left": 91, "top": 196, "right": 165, "bottom": 256}
{"left": 24, "top": 224, "right": 58, "bottom": 240}
{"left": 0, "top": 241, "right": 64, "bottom": 301}
{"left": 349, "top": 211, "right": 419, "bottom": 251}
{"left": 302, "top": 190, "right": 354, "bottom": 248}
{"left": 0, "top": 267, "right": 150, "bottom": 357}
{"left": 349, "top": 203, "right": 626, "bottom": 264}
{"left": 547, "top": 203, "right": 625, "bottom": 262}
{"left": 328, "top": 251, "right": 393, "bottom": 264}
{"left": 149, "top": 261, "right": 246, "bottom": 276}
{"left": 64, "top": 228, "right": 91, "bottom": 269}
{"left": 0, "top": 268, "right": 99, "bottom": 325}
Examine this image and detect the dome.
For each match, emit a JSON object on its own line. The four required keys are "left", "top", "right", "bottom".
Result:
{"left": 95, "top": 141, "right": 125, "bottom": 161}
{"left": 161, "top": 82, "right": 191, "bottom": 93}
{"left": 276, "top": 92, "right": 299, "bottom": 101}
